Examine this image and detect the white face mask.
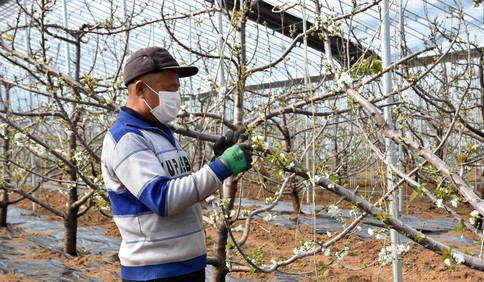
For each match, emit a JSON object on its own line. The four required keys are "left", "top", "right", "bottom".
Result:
{"left": 143, "top": 83, "right": 181, "bottom": 124}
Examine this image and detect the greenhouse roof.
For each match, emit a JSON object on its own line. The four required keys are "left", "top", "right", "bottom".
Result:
{"left": 0, "top": 0, "right": 483, "bottom": 96}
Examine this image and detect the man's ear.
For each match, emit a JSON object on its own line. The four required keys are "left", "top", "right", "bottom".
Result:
{"left": 133, "top": 80, "right": 146, "bottom": 99}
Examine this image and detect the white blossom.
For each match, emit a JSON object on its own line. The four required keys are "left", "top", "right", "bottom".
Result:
{"left": 0, "top": 123, "right": 7, "bottom": 136}
{"left": 469, "top": 210, "right": 480, "bottom": 225}
{"left": 240, "top": 209, "right": 249, "bottom": 218}
{"left": 326, "top": 231, "right": 332, "bottom": 238}
{"left": 378, "top": 247, "right": 391, "bottom": 265}
{"left": 293, "top": 241, "right": 317, "bottom": 255}
{"left": 262, "top": 142, "right": 270, "bottom": 150}
{"left": 378, "top": 244, "right": 410, "bottom": 266}
{"left": 444, "top": 258, "right": 452, "bottom": 267}
{"left": 368, "top": 228, "right": 388, "bottom": 240}
{"left": 286, "top": 162, "right": 295, "bottom": 169}
{"left": 349, "top": 209, "right": 361, "bottom": 217}
{"left": 73, "top": 151, "right": 85, "bottom": 164}
{"left": 231, "top": 225, "right": 244, "bottom": 232}
{"left": 251, "top": 135, "right": 265, "bottom": 142}
{"left": 376, "top": 232, "right": 387, "bottom": 240}
{"left": 368, "top": 228, "right": 375, "bottom": 236}
{"left": 14, "top": 132, "right": 28, "bottom": 146}
{"left": 470, "top": 217, "right": 476, "bottom": 225}
{"left": 450, "top": 198, "right": 458, "bottom": 208}
{"left": 324, "top": 248, "right": 331, "bottom": 256}
{"left": 453, "top": 252, "right": 465, "bottom": 265}
{"left": 327, "top": 205, "right": 339, "bottom": 216}
{"left": 202, "top": 74, "right": 213, "bottom": 86}
{"left": 336, "top": 72, "right": 353, "bottom": 90}
{"left": 314, "top": 175, "right": 321, "bottom": 184}
{"left": 205, "top": 195, "right": 216, "bottom": 203}
{"left": 335, "top": 246, "right": 349, "bottom": 261}
{"left": 263, "top": 213, "right": 276, "bottom": 221}
{"left": 435, "top": 199, "right": 444, "bottom": 208}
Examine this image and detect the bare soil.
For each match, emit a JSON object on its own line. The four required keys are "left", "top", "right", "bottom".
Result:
{"left": 1, "top": 183, "right": 484, "bottom": 282}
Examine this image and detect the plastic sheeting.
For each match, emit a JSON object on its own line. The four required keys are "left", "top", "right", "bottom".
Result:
{"left": 0, "top": 207, "right": 258, "bottom": 281}
{"left": 0, "top": 208, "right": 117, "bottom": 281}
{"left": 1, "top": 200, "right": 477, "bottom": 281}
{"left": 236, "top": 198, "right": 476, "bottom": 245}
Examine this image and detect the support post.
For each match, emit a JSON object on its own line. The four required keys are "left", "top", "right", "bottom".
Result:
{"left": 381, "top": 0, "right": 403, "bottom": 281}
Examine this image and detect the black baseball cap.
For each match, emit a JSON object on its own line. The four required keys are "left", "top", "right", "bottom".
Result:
{"left": 123, "top": 47, "right": 199, "bottom": 86}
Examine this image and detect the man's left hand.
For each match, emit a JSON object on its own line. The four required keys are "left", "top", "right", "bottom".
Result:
{"left": 212, "top": 128, "right": 247, "bottom": 157}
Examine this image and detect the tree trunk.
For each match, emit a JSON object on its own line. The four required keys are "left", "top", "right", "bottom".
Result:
{"left": 0, "top": 191, "right": 8, "bottom": 227}
{"left": 212, "top": 3, "right": 248, "bottom": 281}
{"left": 290, "top": 185, "right": 302, "bottom": 215}
{"left": 211, "top": 178, "right": 237, "bottom": 282}
{"left": 0, "top": 85, "right": 10, "bottom": 227}
{"left": 211, "top": 219, "right": 229, "bottom": 281}
{"left": 64, "top": 199, "right": 79, "bottom": 255}
{"left": 64, "top": 129, "right": 79, "bottom": 256}
{"left": 0, "top": 135, "right": 9, "bottom": 227}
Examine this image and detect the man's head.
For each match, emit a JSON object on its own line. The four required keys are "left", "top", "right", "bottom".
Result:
{"left": 123, "top": 47, "right": 198, "bottom": 122}
{"left": 123, "top": 46, "right": 198, "bottom": 86}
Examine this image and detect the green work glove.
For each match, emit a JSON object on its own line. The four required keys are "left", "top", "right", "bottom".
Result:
{"left": 218, "top": 143, "right": 252, "bottom": 175}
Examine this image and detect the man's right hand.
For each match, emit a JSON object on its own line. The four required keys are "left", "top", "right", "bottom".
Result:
{"left": 218, "top": 143, "right": 252, "bottom": 175}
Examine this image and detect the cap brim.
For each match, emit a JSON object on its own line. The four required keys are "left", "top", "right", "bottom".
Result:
{"left": 163, "top": 66, "right": 199, "bottom": 78}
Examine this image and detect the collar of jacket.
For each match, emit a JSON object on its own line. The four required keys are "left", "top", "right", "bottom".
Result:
{"left": 118, "top": 106, "right": 177, "bottom": 148}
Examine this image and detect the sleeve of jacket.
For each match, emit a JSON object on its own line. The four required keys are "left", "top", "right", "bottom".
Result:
{"left": 109, "top": 132, "right": 232, "bottom": 217}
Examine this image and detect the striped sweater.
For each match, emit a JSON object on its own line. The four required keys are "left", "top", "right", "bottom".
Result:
{"left": 101, "top": 108, "right": 231, "bottom": 280}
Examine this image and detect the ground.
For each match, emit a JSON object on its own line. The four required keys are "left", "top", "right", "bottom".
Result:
{"left": 1, "top": 183, "right": 484, "bottom": 282}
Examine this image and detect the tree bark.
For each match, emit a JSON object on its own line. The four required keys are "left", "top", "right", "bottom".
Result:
{"left": 290, "top": 185, "right": 302, "bottom": 215}
{"left": 281, "top": 114, "right": 302, "bottom": 215}
{"left": 211, "top": 3, "right": 249, "bottom": 281}
{"left": 64, "top": 129, "right": 79, "bottom": 256}
{"left": 0, "top": 191, "right": 8, "bottom": 227}
{"left": 0, "top": 85, "right": 10, "bottom": 227}
{"left": 64, "top": 201, "right": 79, "bottom": 255}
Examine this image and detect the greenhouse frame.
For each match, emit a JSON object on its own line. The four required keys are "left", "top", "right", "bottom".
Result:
{"left": 1, "top": 0, "right": 484, "bottom": 281}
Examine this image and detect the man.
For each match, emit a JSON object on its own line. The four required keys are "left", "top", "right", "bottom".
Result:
{"left": 101, "top": 46, "right": 252, "bottom": 282}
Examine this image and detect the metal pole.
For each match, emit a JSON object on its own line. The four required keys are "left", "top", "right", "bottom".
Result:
{"left": 381, "top": 0, "right": 402, "bottom": 281}
{"left": 217, "top": 0, "right": 229, "bottom": 134}
{"left": 397, "top": 0, "right": 404, "bottom": 212}
{"left": 217, "top": 0, "right": 226, "bottom": 88}
{"left": 23, "top": 0, "right": 38, "bottom": 213}
{"left": 302, "top": 0, "right": 311, "bottom": 204}
{"left": 63, "top": 0, "right": 71, "bottom": 76}
{"left": 123, "top": 0, "right": 128, "bottom": 45}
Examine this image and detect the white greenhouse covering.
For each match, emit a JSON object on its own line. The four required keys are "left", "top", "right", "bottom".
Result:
{"left": 0, "top": 0, "right": 482, "bottom": 97}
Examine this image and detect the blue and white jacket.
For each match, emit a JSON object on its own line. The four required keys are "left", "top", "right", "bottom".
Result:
{"left": 101, "top": 107, "right": 231, "bottom": 280}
